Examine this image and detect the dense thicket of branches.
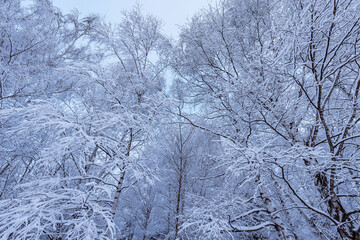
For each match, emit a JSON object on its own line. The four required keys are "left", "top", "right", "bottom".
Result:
{"left": 1, "top": 0, "right": 360, "bottom": 239}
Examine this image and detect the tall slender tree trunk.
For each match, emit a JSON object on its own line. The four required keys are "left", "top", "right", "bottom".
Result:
{"left": 110, "top": 128, "right": 133, "bottom": 217}
{"left": 174, "top": 156, "right": 183, "bottom": 240}
{"left": 259, "top": 184, "right": 290, "bottom": 240}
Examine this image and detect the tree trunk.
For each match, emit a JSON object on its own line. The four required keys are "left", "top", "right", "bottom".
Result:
{"left": 259, "top": 184, "right": 290, "bottom": 240}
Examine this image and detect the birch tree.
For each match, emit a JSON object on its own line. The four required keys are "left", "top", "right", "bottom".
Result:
{"left": 0, "top": 2, "right": 167, "bottom": 239}
{"left": 172, "top": 0, "right": 360, "bottom": 239}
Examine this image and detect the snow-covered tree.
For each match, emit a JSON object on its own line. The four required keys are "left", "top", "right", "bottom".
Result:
{"left": 172, "top": 0, "right": 360, "bottom": 239}
{"left": 2, "top": 0, "right": 360, "bottom": 239}
{"left": 0, "top": 2, "right": 167, "bottom": 239}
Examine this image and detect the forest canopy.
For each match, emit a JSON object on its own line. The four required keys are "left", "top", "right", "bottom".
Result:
{"left": 1, "top": 0, "right": 360, "bottom": 239}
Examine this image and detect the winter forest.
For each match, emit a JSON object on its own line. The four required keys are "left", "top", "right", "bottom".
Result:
{"left": 1, "top": 0, "right": 360, "bottom": 239}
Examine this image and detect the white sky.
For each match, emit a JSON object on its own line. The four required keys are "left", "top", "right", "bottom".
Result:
{"left": 52, "top": 0, "right": 211, "bottom": 38}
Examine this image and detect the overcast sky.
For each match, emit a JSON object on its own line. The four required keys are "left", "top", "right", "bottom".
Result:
{"left": 52, "top": 0, "right": 210, "bottom": 38}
